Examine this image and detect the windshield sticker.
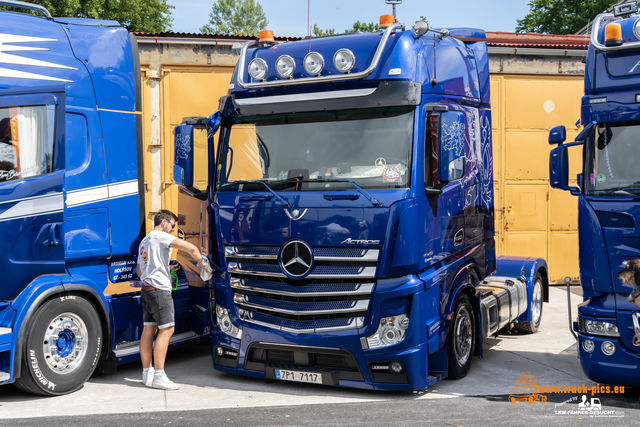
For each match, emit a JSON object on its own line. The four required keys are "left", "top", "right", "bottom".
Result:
{"left": 590, "top": 173, "right": 596, "bottom": 185}
{"left": 596, "top": 173, "right": 606, "bottom": 184}
{"left": 382, "top": 165, "right": 400, "bottom": 183}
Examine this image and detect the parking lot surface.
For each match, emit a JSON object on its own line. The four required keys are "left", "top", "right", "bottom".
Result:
{"left": 0, "top": 286, "right": 638, "bottom": 425}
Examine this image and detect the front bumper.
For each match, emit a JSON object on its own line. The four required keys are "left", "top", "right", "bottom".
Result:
{"left": 577, "top": 332, "right": 640, "bottom": 387}
{"left": 210, "top": 323, "right": 435, "bottom": 391}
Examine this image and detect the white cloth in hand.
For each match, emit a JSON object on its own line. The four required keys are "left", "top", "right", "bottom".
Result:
{"left": 200, "top": 256, "right": 213, "bottom": 281}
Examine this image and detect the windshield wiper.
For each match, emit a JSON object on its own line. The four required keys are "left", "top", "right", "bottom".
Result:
{"left": 311, "top": 178, "right": 382, "bottom": 206}
{"left": 593, "top": 188, "right": 637, "bottom": 196}
{"left": 235, "top": 180, "right": 291, "bottom": 207}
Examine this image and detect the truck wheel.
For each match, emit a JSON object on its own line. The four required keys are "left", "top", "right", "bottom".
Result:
{"left": 516, "top": 273, "right": 543, "bottom": 334}
{"left": 447, "top": 293, "right": 475, "bottom": 379}
{"left": 14, "top": 295, "right": 102, "bottom": 396}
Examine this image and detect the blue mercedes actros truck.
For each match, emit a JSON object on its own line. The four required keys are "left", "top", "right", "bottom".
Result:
{"left": 550, "top": 2, "right": 640, "bottom": 388}
{"left": 174, "top": 16, "right": 549, "bottom": 391}
{"left": 0, "top": 2, "right": 210, "bottom": 395}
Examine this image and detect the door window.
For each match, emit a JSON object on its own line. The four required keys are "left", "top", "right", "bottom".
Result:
{"left": 0, "top": 104, "right": 55, "bottom": 183}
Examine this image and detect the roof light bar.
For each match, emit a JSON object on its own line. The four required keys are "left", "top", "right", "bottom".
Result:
{"left": 235, "top": 22, "right": 405, "bottom": 89}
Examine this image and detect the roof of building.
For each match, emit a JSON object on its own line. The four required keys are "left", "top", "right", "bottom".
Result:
{"left": 133, "top": 30, "right": 591, "bottom": 50}
{"left": 485, "top": 32, "right": 589, "bottom": 49}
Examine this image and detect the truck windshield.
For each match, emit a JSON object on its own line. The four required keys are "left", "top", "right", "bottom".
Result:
{"left": 585, "top": 121, "right": 640, "bottom": 196}
{"left": 217, "top": 107, "right": 414, "bottom": 191}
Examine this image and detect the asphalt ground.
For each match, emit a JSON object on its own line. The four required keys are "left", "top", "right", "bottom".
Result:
{"left": 1, "top": 286, "right": 639, "bottom": 426}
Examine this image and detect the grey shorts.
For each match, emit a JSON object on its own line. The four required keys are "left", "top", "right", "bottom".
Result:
{"left": 141, "top": 288, "right": 175, "bottom": 329}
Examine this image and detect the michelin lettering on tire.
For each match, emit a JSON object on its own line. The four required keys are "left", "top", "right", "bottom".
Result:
{"left": 30, "top": 350, "right": 56, "bottom": 391}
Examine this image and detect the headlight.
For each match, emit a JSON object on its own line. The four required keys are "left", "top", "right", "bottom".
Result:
{"left": 276, "top": 55, "right": 295, "bottom": 78}
{"left": 602, "top": 341, "right": 616, "bottom": 356}
{"left": 248, "top": 58, "right": 268, "bottom": 81}
{"left": 333, "top": 49, "right": 355, "bottom": 73}
{"left": 579, "top": 318, "right": 619, "bottom": 337}
{"left": 365, "top": 314, "right": 409, "bottom": 349}
{"left": 303, "top": 52, "right": 324, "bottom": 75}
{"left": 216, "top": 304, "right": 242, "bottom": 339}
{"left": 634, "top": 18, "right": 640, "bottom": 40}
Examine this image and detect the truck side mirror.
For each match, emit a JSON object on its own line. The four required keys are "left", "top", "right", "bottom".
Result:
{"left": 438, "top": 111, "right": 466, "bottom": 182}
{"left": 549, "top": 144, "right": 579, "bottom": 195}
{"left": 174, "top": 122, "right": 195, "bottom": 187}
{"left": 549, "top": 125, "right": 566, "bottom": 145}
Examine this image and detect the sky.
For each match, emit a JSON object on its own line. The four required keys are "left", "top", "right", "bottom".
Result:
{"left": 166, "top": 0, "right": 533, "bottom": 37}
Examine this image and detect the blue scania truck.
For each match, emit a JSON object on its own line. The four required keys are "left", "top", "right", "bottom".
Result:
{"left": 549, "top": 2, "right": 640, "bottom": 388}
{"left": 0, "top": 2, "right": 210, "bottom": 395}
{"left": 174, "top": 16, "right": 549, "bottom": 391}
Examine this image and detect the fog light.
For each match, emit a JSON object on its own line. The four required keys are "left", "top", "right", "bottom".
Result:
{"left": 216, "top": 346, "right": 224, "bottom": 356}
{"left": 602, "top": 341, "right": 616, "bottom": 356}
{"left": 333, "top": 49, "right": 355, "bottom": 73}
{"left": 582, "top": 339, "right": 595, "bottom": 353}
{"left": 303, "top": 52, "right": 324, "bottom": 75}
{"left": 389, "top": 361, "right": 403, "bottom": 374}
{"left": 276, "top": 55, "right": 295, "bottom": 78}
{"left": 248, "top": 58, "right": 268, "bottom": 81}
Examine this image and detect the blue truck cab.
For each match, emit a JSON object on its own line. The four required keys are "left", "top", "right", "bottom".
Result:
{"left": 0, "top": 2, "right": 210, "bottom": 395}
{"left": 176, "top": 16, "right": 549, "bottom": 390}
{"left": 550, "top": 2, "right": 640, "bottom": 387}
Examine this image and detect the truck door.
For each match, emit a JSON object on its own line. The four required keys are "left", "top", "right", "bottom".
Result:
{"left": 421, "top": 110, "right": 466, "bottom": 266}
{"left": 174, "top": 117, "right": 213, "bottom": 335}
{"left": 0, "top": 89, "right": 65, "bottom": 302}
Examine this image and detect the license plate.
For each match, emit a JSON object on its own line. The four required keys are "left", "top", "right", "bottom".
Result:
{"left": 275, "top": 369, "right": 323, "bottom": 384}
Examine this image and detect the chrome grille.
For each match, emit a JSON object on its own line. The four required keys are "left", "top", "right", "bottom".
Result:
{"left": 226, "top": 245, "right": 378, "bottom": 332}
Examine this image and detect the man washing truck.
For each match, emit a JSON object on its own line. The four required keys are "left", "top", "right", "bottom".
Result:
{"left": 137, "top": 210, "right": 213, "bottom": 390}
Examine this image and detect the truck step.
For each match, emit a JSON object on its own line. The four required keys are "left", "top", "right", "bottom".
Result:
{"left": 114, "top": 331, "right": 198, "bottom": 357}
{"left": 0, "top": 371, "right": 9, "bottom": 382}
{"left": 0, "top": 327, "right": 11, "bottom": 335}
{"left": 427, "top": 372, "right": 446, "bottom": 382}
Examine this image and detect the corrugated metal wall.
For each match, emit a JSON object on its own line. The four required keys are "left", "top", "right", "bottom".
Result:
{"left": 491, "top": 74, "right": 584, "bottom": 284}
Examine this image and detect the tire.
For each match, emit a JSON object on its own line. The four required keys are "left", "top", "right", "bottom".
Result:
{"left": 516, "top": 273, "right": 544, "bottom": 334}
{"left": 447, "top": 293, "right": 476, "bottom": 379}
{"left": 14, "top": 294, "right": 102, "bottom": 396}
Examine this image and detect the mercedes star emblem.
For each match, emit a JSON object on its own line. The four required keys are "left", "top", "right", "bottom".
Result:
{"left": 279, "top": 240, "right": 314, "bottom": 278}
{"left": 375, "top": 157, "right": 387, "bottom": 167}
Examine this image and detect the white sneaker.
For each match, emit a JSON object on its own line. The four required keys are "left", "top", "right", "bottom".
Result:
{"left": 152, "top": 372, "right": 180, "bottom": 390}
{"left": 142, "top": 367, "right": 155, "bottom": 387}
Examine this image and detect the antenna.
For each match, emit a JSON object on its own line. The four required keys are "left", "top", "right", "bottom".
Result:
{"left": 308, "top": 0, "right": 311, "bottom": 53}
{"left": 385, "top": 0, "right": 402, "bottom": 20}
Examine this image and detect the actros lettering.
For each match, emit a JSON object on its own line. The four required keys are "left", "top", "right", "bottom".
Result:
{"left": 341, "top": 238, "right": 380, "bottom": 245}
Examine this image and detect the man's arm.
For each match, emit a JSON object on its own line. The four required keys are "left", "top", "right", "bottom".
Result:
{"left": 169, "top": 238, "right": 204, "bottom": 269}
{"left": 136, "top": 264, "right": 141, "bottom": 278}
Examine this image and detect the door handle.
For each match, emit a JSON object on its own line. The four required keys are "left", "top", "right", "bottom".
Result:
{"left": 177, "top": 226, "right": 186, "bottom": 240}
{"left": 40, "top": 223, "right": 61, "bottom": 246}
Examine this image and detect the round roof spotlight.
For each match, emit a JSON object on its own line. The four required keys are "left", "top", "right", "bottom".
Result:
{"left": 276, "top": 55, "right": 295, "bottom": 78}
{"left": 333, "top": 49, "right": 355, "bottom": 73}
{"left": 248, "top": 58, "right": 268, "bottom": 81}
{"left": 304, "top": 52, "right": 324, "bottom": 76}
{"left": 414, "top": 20, "right": 429, "bottom": 36}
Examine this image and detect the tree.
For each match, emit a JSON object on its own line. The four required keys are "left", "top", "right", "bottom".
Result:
{"left": 0, "top": 0, "right": 174, "bottom": 32}
{"left": 516, "top": 0, "right": 619, "bottom": 34}
{"left": 312, "top": 24, "right": 335, "bottom": 37}
{"left": 345, "top": 21, "right": 379, "bottom": 33}
{"left": 200, "top": 0, "right": 268, "bottom": 36}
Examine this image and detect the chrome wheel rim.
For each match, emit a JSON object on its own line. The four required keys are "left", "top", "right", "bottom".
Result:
{"left": 531, "top": 279, "right": 543, "bottom": 325}
{"left": 454, "top": 306, "right": 473, "bottom": 366}
{"left": 42, "top": 312, "right": 89, "bottom": 374}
